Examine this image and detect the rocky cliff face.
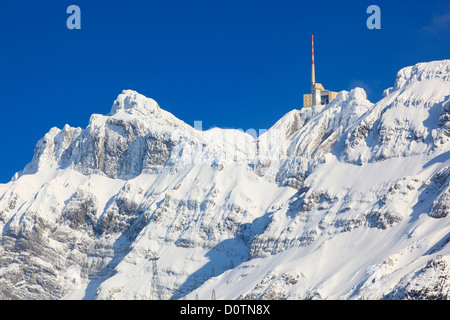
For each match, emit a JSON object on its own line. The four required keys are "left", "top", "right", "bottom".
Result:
{"left": 0, "top": 60, "right": 449, "bottom": 300}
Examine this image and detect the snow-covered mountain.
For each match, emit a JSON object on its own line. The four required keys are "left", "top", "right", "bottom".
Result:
{"left": 0, "top": 60, "right": 449, "bottom": 300}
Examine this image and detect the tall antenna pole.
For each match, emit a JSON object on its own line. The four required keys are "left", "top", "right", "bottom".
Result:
{"left": 311, "top": 35, "right": 315, "bottom": 86}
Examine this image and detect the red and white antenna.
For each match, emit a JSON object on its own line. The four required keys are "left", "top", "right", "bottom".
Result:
{"left": 311, "top": 35, "right": 315, "bottom": 85}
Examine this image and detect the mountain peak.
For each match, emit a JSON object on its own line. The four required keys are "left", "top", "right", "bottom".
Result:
{"left": 109, "top": 90, "right": 161, "bottom": 116}
{"left": 394, "top": 59, "right": 450, "bottom": 91}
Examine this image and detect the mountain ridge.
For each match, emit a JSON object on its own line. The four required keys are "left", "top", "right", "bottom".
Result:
{"left": 0, "top": 59, "right": 449, "bottom": 300}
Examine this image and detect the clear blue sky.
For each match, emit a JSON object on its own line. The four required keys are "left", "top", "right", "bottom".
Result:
{"left": 0, "top": 0, "right": 449, "bottom": 182}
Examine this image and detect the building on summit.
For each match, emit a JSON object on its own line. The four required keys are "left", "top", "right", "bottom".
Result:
{"left": 303, "top": 35, "right": 338, "bottom": 108}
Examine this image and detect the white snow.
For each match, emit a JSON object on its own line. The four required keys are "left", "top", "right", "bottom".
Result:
{"left": 0, "top": 60, "right": 449, "bottom": 300}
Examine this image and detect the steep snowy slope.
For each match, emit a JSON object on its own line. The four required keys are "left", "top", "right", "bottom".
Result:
{"left": 193, "top": 60, "right": 450, "bottom": 300}
{"left": 0, "top": 91, "right": 294, "bottom": 300}
{"left": 0, "top": 60, "right": 449, "bottom": 300}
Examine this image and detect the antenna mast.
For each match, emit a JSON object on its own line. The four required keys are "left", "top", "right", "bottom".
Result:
{"left": 311, "top": 35, "right": 315, "bottom": 86}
